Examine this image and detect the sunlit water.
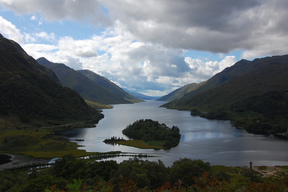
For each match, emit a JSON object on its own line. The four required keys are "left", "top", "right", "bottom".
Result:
{"left": 58, "top": 100, "right": 288, "bottom": 166}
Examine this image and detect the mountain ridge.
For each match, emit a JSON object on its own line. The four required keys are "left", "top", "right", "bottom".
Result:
{"left": 164, "top": 55, "right": 288, "bottom": 110}
{"left": 157, "top": 82, "right": 205, "bottom": 102}
{"left": 78, "top": 70, "right": 141, "bottom": 103}
{"left": 37, "top": 57, "right": 141, "bottom": 105}
{"left": 0, "top": 34, "right": 102, "bottom": 126}
{"left": 163, "top": 54, "right": 288, "bottom": 136}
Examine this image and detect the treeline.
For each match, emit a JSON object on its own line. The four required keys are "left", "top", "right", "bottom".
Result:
{"left": 122, "top": 119, "right": 181, "bottom": 148}
{"left": 1, "top": 155, "right": 287, "bottom": 191}
{"left": 103, "top": 136, "right": 126, "bottom": 143}
{"left": 191, "top": 91, "right": 288, "bottom": 138}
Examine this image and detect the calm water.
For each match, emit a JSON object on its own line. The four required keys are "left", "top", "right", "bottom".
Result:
{"left": 59, "top": 100, "right": 288, "bottom": 166}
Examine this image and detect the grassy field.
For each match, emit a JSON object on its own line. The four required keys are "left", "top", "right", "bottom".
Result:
{"left": 0, "top": 127, "right": 98, "bottom": 158}
{"left": 85, "top": 99, "right": 113, "bottom": 109}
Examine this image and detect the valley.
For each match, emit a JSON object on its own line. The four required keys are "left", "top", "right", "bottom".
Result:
{"left": 0, "top": 33, "right": 287, "bottom": 191}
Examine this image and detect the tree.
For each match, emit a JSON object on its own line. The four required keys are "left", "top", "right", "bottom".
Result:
{"left": 169, "top": 158, "right": 211, "bottom": 186}
{"left": 110, "top": 159, "right": 168, "bottom": 189}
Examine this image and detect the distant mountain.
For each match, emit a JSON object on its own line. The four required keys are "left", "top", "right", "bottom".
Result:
{"left": 0, "top": 34, "right": 102, "bottom": 126}
{"left": 157, "top": 82, "right": 205, "bottom": 102}
{"left": 37, "top": 58, "right": 141, "bottom": 105}
{"left": 124, "top": 89, "right": 159, "bottom": 100}
{"left": 78, "top": 70, "right": 142, "bottom": 103}
{"left": 163, "top": 55, "right": 288, "bottom": 136}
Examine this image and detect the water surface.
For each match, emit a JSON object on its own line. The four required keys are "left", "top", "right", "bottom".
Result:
{"left": 59, "top": 101, "right": 288, "bottom": 166}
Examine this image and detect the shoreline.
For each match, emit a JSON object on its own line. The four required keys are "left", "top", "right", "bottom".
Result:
{"left": 0, "top": 153, "right": 287, "bottom": 178}
{"left": 0, "top": 154, "right": 49, "bottom": 171}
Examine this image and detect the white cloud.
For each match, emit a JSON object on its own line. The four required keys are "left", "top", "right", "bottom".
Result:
{"left": 1, "top": 0, "right": 287, "bottom": 96}
{"left": 23, "top": 43, "right": 58, "bottom": 59}
{"left": 65, "top": 57, "right": 83, "bottom": 70}
{"left": 185, "top": 56, "right": 236, "bottom": 80}
{"left": 58, "top": 36, "right": 98, "bottom": 58}
{"left": 0, "top": 14, "right": 237, "bottom": 96}
{"left": 35, "top": 32, "right": 55, "bottom": 41}
{"left": 218, "top": 56, "right": 237, "bottom": 71}
{"left": 3, "top": 0, "right": 288, "bottom": 57}
{"left": 0, "top": 16, "right": 23, "bottom": 42}
{"left": 30, "top": 15, "right": 36, "bottom": 20}
{"left": 101, "top": 0, "right": 288, "bottom": 57}
{"left": 24, "top": 33, "right": 37, "bottom": 43}
{"left": 0, "top": 0, "right": 110, "bottom": 25}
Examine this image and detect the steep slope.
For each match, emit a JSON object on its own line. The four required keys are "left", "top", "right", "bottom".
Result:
{"left": 0, "top": 34, "right": 102, "bottom": 125}
{"left": 164, "top": 55, "right": 288, "bottom": 110}
{"left": 157, "top": 82, "right": 205, "bottom": 102}
{"left": 165, "top": 59, "right": 267, "bottom": 105}
{"left": 163, "top": 55, "right": 288, "bottom": 136}
{"left": 78, "top": 70, "right": 142, "bottom": 103}
{"left": 37, "top": 58, "right": 140, "bottom": 104}
{"left": 0, "top": 34, "right": 60, "bottom": 85}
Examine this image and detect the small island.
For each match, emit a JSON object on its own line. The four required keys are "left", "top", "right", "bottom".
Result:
{"left": 104, "top": 119, "right": 181, "bottom": 149}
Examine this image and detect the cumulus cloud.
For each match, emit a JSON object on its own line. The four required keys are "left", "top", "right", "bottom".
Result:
{"left": 1, "top": 0, "right": 287, "bottom": 95}
{"left": 185, "top": 56, "right": 236, "bottom": 80}
{"left": 0, "top": 16, "right": 23, "bottom": 42}
{"left": 35, "top": 32, "right": 55, "bottom": 41}
{"left": 0, "top": 0, "right": 111, "bottom": 26}
{"left": 2, "top": 0, "right": 288, "bottom": 56}
{"left": 101, "top": 0, "right": 288, "bottom": 57}
{"left": 58, "top": 37, "right": 98, "bottom": 58}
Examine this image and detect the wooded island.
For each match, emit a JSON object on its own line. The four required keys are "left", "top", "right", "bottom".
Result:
{"left": 104, "top": 119, "right": 181, "bottom": 149}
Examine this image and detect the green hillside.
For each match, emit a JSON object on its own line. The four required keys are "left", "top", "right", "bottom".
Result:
{"left": 78, "top": 70, "right": 142, "bottom": 103}
{"left": 164, "top": 55, "right": 288, "bottom": 136}
{"left": 0, "top": 34, "right": 102, "bottom": 126}
{"left": 37, "top": 58, "right": 141, "bottom": 105}
{"left": 157, "top": 82, "right": 205, "bottom": 101}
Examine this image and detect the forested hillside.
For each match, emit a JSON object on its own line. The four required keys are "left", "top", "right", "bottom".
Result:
{"left": 163, "top": 55, "right": 288, "bottom": 136}
{"left": 157, "top": 82, "right": 205, "bottom": 101}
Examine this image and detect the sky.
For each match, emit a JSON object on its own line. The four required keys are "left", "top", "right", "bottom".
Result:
{"left": 0, "top": 0, "right": 288, "bottom": 96}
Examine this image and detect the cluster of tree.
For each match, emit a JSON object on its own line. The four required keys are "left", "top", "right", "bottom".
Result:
{"left": 191, "top": 109, "right": 229, "bottom": 120}
{"left": 229, "top": 91, "right": 288, "bottom": 136}
{"left": 191, "top": 91, "right": 288, "bottom": 138}
{"left": 103, "top": 136, "right": 126, "bottom": 143}
{"left": 122, "top": 119, "right": 181, "bottom": 148}
{"left": 1, "top": 155, "right": 287, "bottom": 191}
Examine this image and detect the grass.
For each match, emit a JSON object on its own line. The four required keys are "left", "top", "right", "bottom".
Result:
{"left": 146, "top": 140, "right": 166, "bottom": 147}
{"left": 258, "top": 166, "right": 268, "bottom": 170}
{"left": 276, "top": 166, "right": 288, "bottom": 170}
{"left": 113, "top": 140, "right": 165, "bottom": 150}
{"left": 0, "top": 128, "right": 98, "bottom": 158}
{"left": 211, "top": 165, "right": 243, "bottom": 175}
{"left": 85, "top": 99, "right": 113, "bottom": 109}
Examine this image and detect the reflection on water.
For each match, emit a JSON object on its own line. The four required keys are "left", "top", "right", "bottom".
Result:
{"left": 59, "top": 100, "right": 288, "bottom": 166}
